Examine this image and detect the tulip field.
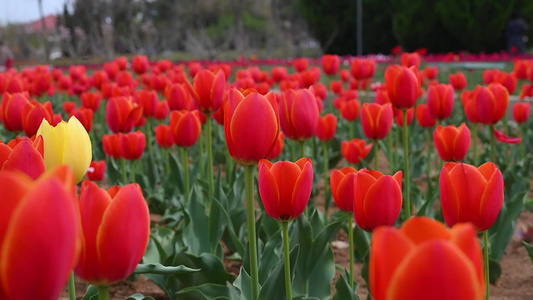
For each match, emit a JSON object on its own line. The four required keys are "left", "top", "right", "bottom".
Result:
{"left": 1, "top": 51, "right": 533, "bottom": 300}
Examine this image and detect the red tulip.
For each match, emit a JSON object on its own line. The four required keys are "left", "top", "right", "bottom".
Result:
{"left": 494, "top": 71, "right": 517, "bottom": 95}
{"left": 188, "top": 62, "right": 203, "bottom": 78}
{"left": 92, "top": 71, "right": 110, "bottom": 90}
{"left": 119, "top": 131, "right": 146, "bottom": 160}
{"left": 416, "top": 104, "right": 437, "bottom": 128}
{"left": 71, "top": 107, "right": 94, "bottom": 133}
{"left": 271, "top": 67, "right": 288, "bottom": 82}
{"left": 115, "top": 71, "right": 134, "bottom": 88}
{"left": 103, "top": 134, "right": 122, "bottom": 159}
{"left": 370, "top": 217, "right": 485, "bottom": 300}
{"left": 150, "top": 73, "right": 169, "bottom": 92}
{"left": 322, "top": 55, "right": 341, "bottom": 76}
{"left": 258, "top": 158, "right": 313, "bottom": 221}
{"left": 427, "top": 84, "right": 454, "bottom": 120}
{"left": 440, "top": 162, "right": 504, "bottom": 232}
{"left": 493, "top": 128, "right": 522, "bottom": 144}
{"left": 170, "top": 110, "right": 202, "bottom": 147}
{"left": 385, "top": 65, "right": 420, "bottom": 109}
{"left": 106, "top": 96, "right": 144, "bottom": 133}
{"left": 340, "top": 69, "right": 350, "bottom": 82}
{"left": 1, "top": 92, "right": 31, "bottom": 132}
{"left": 433, "top": 123, "right": 471, "bottom": 161}
{"left": 280, "top": 88, "right": 319, "bottom": 141}
{"left": 449, "top": 72, "right": 468, "bottom": 91}
{"left": 4, "top": 75, "right": 26, "bottom": 93}
{"left": 342, "top": 138, "right": 373, "bottom": 165}
{"left": 155, "top": 100, "right": 170, "bottom": 120}
{"left": 424, "top": 66, "right": 439, "bottom": 80}
{"left": 75, "top": 181, "right": 150, "bottom": 285}
{"left": 267, "top": 131, "right": 285, "bottom": 160}
{"left": 114, "top": 56, "right": 128, "bottom": 70}
{"left": 155, "top": 124, "right": 175, "bottom": 148}
{"left": 315, "top": 113, "right": 338, "bottom": 142}
{"left": 300, "top": 67, "right": 321, "bottom": 88}
{"left": 225, "top": 89, "right": 280, "bottom": 165}
{"left": 513, "top": 101, "right": 531, "bottom": 123}
{"left": 164, "top": 83, "right": 197, "bottom": 111}
{"left": 482, "top": 69, "right": 499, "bottom": 85}
{"left": 330, "top": 81, "right": 343, "bottom": 95}
{"left": 351, "top": 58, "right": 377, "bottom": 80}
{"left": 186, "top": 69, "right": 226, "bottom": 113}
{"left": 87, "top": 160, "right": 106, "bottom": 181}
{"left": 470, "top": 84, "right": 509, "bottom": 125}
{"left": 400, "top": 52, "right": 421, "bottom": 69}
{"left": 339, "top": 99, "right": 360, "bottom": 121}
{"left": 519, "top": 83, "right": 533, "bottom": 100}
{"left": 514, "top": 59, "right": 530, "bottom": 80}
{"left": 0, "top": 137, "right": 45, "bottom": 179}
{"left": 81, "top": 91, "right": 103, "bottom": 112}
{"left": 293, "top": 58, "right": 309, "bottom": 72}
{"left": 361, "top": 103, "right": 394, "bottom": 140}
{"left": 329, "top": 167, "right": 358, "bottom": 212}
{"left": 0, "top": 166, "right": 80, "bottom": 300}
{"left": 22, "top": 101, "right": 54, "bottom": 137}
{"left": 132, "top": 55, "right": 149, "bottom": 75}
{"left": 134, "top": 90, "right": 159, "bottom": 118}
{"left": 394, "top": 108, "right": 414, "bottom": 127}
{"left": 374, "top": 89, "right": 391, "bottom": 105}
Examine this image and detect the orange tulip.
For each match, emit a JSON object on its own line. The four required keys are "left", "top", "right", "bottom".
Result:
{"left": 170, "top": 110, "right": 202, "bottom": 148}
{"left": 87, "top": 160, "right": 107, "bottom": 181}
{"left": 75, "top": 181, "right": 150, "bottom": 286}
{"left": 440, "top": 162, "right": 504, "bottom": 232}
{"left": 119, "top": 131, "right": 146, "bottom": 160}
{"left": 1, "top": 92, "right": 31, "bottom": 132}
{"left": 0, "top": 166, "right": 80, "bottom": 300}
{"left": 449, "top": 72, "right": 468, "bottom": 91}
{"left": 427, "top": 84, "right": 454, "bottom": 121}
{"left": 415, "top": 104, "right": 437, "bottom": 128}
{"left": 106, "top": 96, "right": 144, "bottom": 133}
{"left": 361, "top": 103, "right": 393, "bottom": 140}
{"left": 470, "top": 84, "right": 509, "bottom": 125}
{"left": 342, "top": 138, "right": 372, "bottom": 165}
{"left": 370, "top": 217, "right": 485, "bottom": 300}
{"left": 225, "top": 89, "right": 280, "bottom": 165}
{"left": 280, "top": 88, "right": 319, "bottom": 141}
{"left": 258, "top": 158, "right": 313, "bottom": 221}
{"left": 186, "top": 69, "right": 226, "bottom": 113}
{"left": 315, "top": 113, "right": 338, "bottom": 142}
{"left": 322, "top": 54, "right": 341, "bottom": 76}
{"left": 433, "top": 123, "right": 471, "bottom": 162}
{"left": 385, "top": 65, "right": 420, "bottom": 109}
{"left": 513, "top": 101, "right": 531, "bottom": 123}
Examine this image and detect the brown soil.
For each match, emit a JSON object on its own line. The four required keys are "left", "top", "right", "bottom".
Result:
{"left": 60, "top": 150, "right": 533, "bottom": 299}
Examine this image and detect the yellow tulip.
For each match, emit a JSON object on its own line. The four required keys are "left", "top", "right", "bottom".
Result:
{"left": 37, "top": 116, "right": 92, "bottom": 183}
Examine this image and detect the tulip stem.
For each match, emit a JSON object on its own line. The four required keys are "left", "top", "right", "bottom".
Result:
{"left": 472, "top": 124, "right": 478, "bottom": 165}
{"left": 484, "top": 230, "right": 490, "bottom": 300}
{"left": 520, "top": 124, "right": 525, "bottom": 161}
{"left": 98, "top": 285, "right": 109, "bottom": 300}
{"left": 388, "top": 131, "right": 394, "bottom": 172}
{"left": 68, "top": 271, "right": 76, "bottom": 300}
{"left": 374, "top": 140, "right": 379, "bottom": 170}
{"left": 350, "top": 121, "right": 355, "bottom": 139}
{"left": 504, "top": 113, "right": 509, "bottom": 135}
{"left": 131, "top": 160, "right": 136, "bottom": 183}
{"left": 245, "top": 165, "right": 259, "bottom": 300}
{"left": 199, "top": 131, "right": 205, "bottom": 177}
{"left": 121, "top": 159, "right": 127, "bottom": 184}
{"left": 282, "top": 221, "right": 293, "bottom": 300}
{"left": 299, "top": 141, "right": 305, "bottom": 158}
{"left": 490, "top": 125, "right": 496, "bottom": 163}
{"left": 206, "top": 115, "right": 214, "bottom": 209}
{"left": 426, "top": 129, "right": 432, "bottom": 199}
{"left": 181, "top": 147, "right": 190, "bottom": 202}
{"left": 146, "top": 118, "right": 153, "bottom": 156}
{"left": 323, "top": 142, "right": 331, "bottom": 220}
{"left": 348, "top": 213, "right": 355, "bottom": 289}
{"left": 165, "top": 148, "right": 170, "bottom": 176}
{"left": 403, "top": 110, "right": 412, "bottom": 218}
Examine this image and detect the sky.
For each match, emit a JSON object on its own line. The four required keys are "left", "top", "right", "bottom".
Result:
{"left": 0, "top": 0, "right": 66, "bottom": 24}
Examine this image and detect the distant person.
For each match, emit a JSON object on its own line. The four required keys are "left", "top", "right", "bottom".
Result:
{"left": 506, "top": 12, "right": 529, "bottom": 54}
{"left": 0, "top": 41, "right": 14, "bottom": 71}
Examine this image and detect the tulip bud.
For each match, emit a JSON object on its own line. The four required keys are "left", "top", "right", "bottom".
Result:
{"left": 433, "top": 123, "right": 471, "bottom": 161}
{"left": 342, "top": 138, "right": 372, "bottom": 165}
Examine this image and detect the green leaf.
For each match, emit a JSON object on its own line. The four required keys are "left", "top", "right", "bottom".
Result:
{"left": 233, "top": 266, "right": 252, "bottom": 300}
{"left": 125, "top": 293, "right": 156, "bottom": 300}
{"left": 183, "top": 188, "right": 213, "bottom": 255}
{"left": 489, "top": 259, "right": 502, "bottom": 284}
{"left": 134, "top": 263, "right": 199, "bottom": 275}
{"left": 176, "top": 283, "right": 236, "bottom": 300}
{"left": 333, "top": 270, "right": 360, "bottom": 300}
{"left": 81, "top": 285, "right": 99, "bottom": 300}
{"left": 522, "top": 241, "right": 533, "bottom": 263}
{"left": 258, "top": 244, "right": 299, "bottom": 300}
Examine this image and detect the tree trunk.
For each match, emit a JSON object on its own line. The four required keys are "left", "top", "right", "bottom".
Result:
{"left": 38, "top": 0, "right": 50, "bottom": 61}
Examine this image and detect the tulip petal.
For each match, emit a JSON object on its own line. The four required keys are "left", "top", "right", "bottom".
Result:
{"left": 2, "top": 140, "right": 45, "bottom": 180}
{"left": 493, "top": 128, "right": 522, "bottom": 144}
{"left": 450, "top": 223, "right": 485, "bottom": 290}
{"left": 259, "top": 162, "right": 281, "bottom": 219}
{"left": 370, "top": 227, "right": 414, "bottom": 300}
{"left": 97, "top": 184, "right": 150, "bottom": 284}
{"left": 440, "top": 166, "right": 461, "bottom": 227}
{"left": 291, "top": 160, "right": 314, "bottom": 219}
{"left": 363, "top": 175, "right": 403, "bottom": 230}
{"left": 400, "top": 216, "right": 451, "bottom": 245}
{"left": 0, "top": 143, "right": 12, "bottom": 168}
{"left": 387, "top": 241, "right": 482, "bottom": 300}
{"left": 1, "top": 178, "right": 79, "bottom": 300}
{"left": 63, "top": 117, "right": 92, "bottom": 182}
{"left": 478, "top": 168, "right": 504, "bottom": 231}
{"left": 353, "top": 172, "right": 377, "bottom": 230}
{"left": 37, "top": 119, "right": 66, "bottom": 171}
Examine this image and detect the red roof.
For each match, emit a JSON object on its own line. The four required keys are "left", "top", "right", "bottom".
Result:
{"left": 25, "top": 15, "right": 57, "bottom": 32}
